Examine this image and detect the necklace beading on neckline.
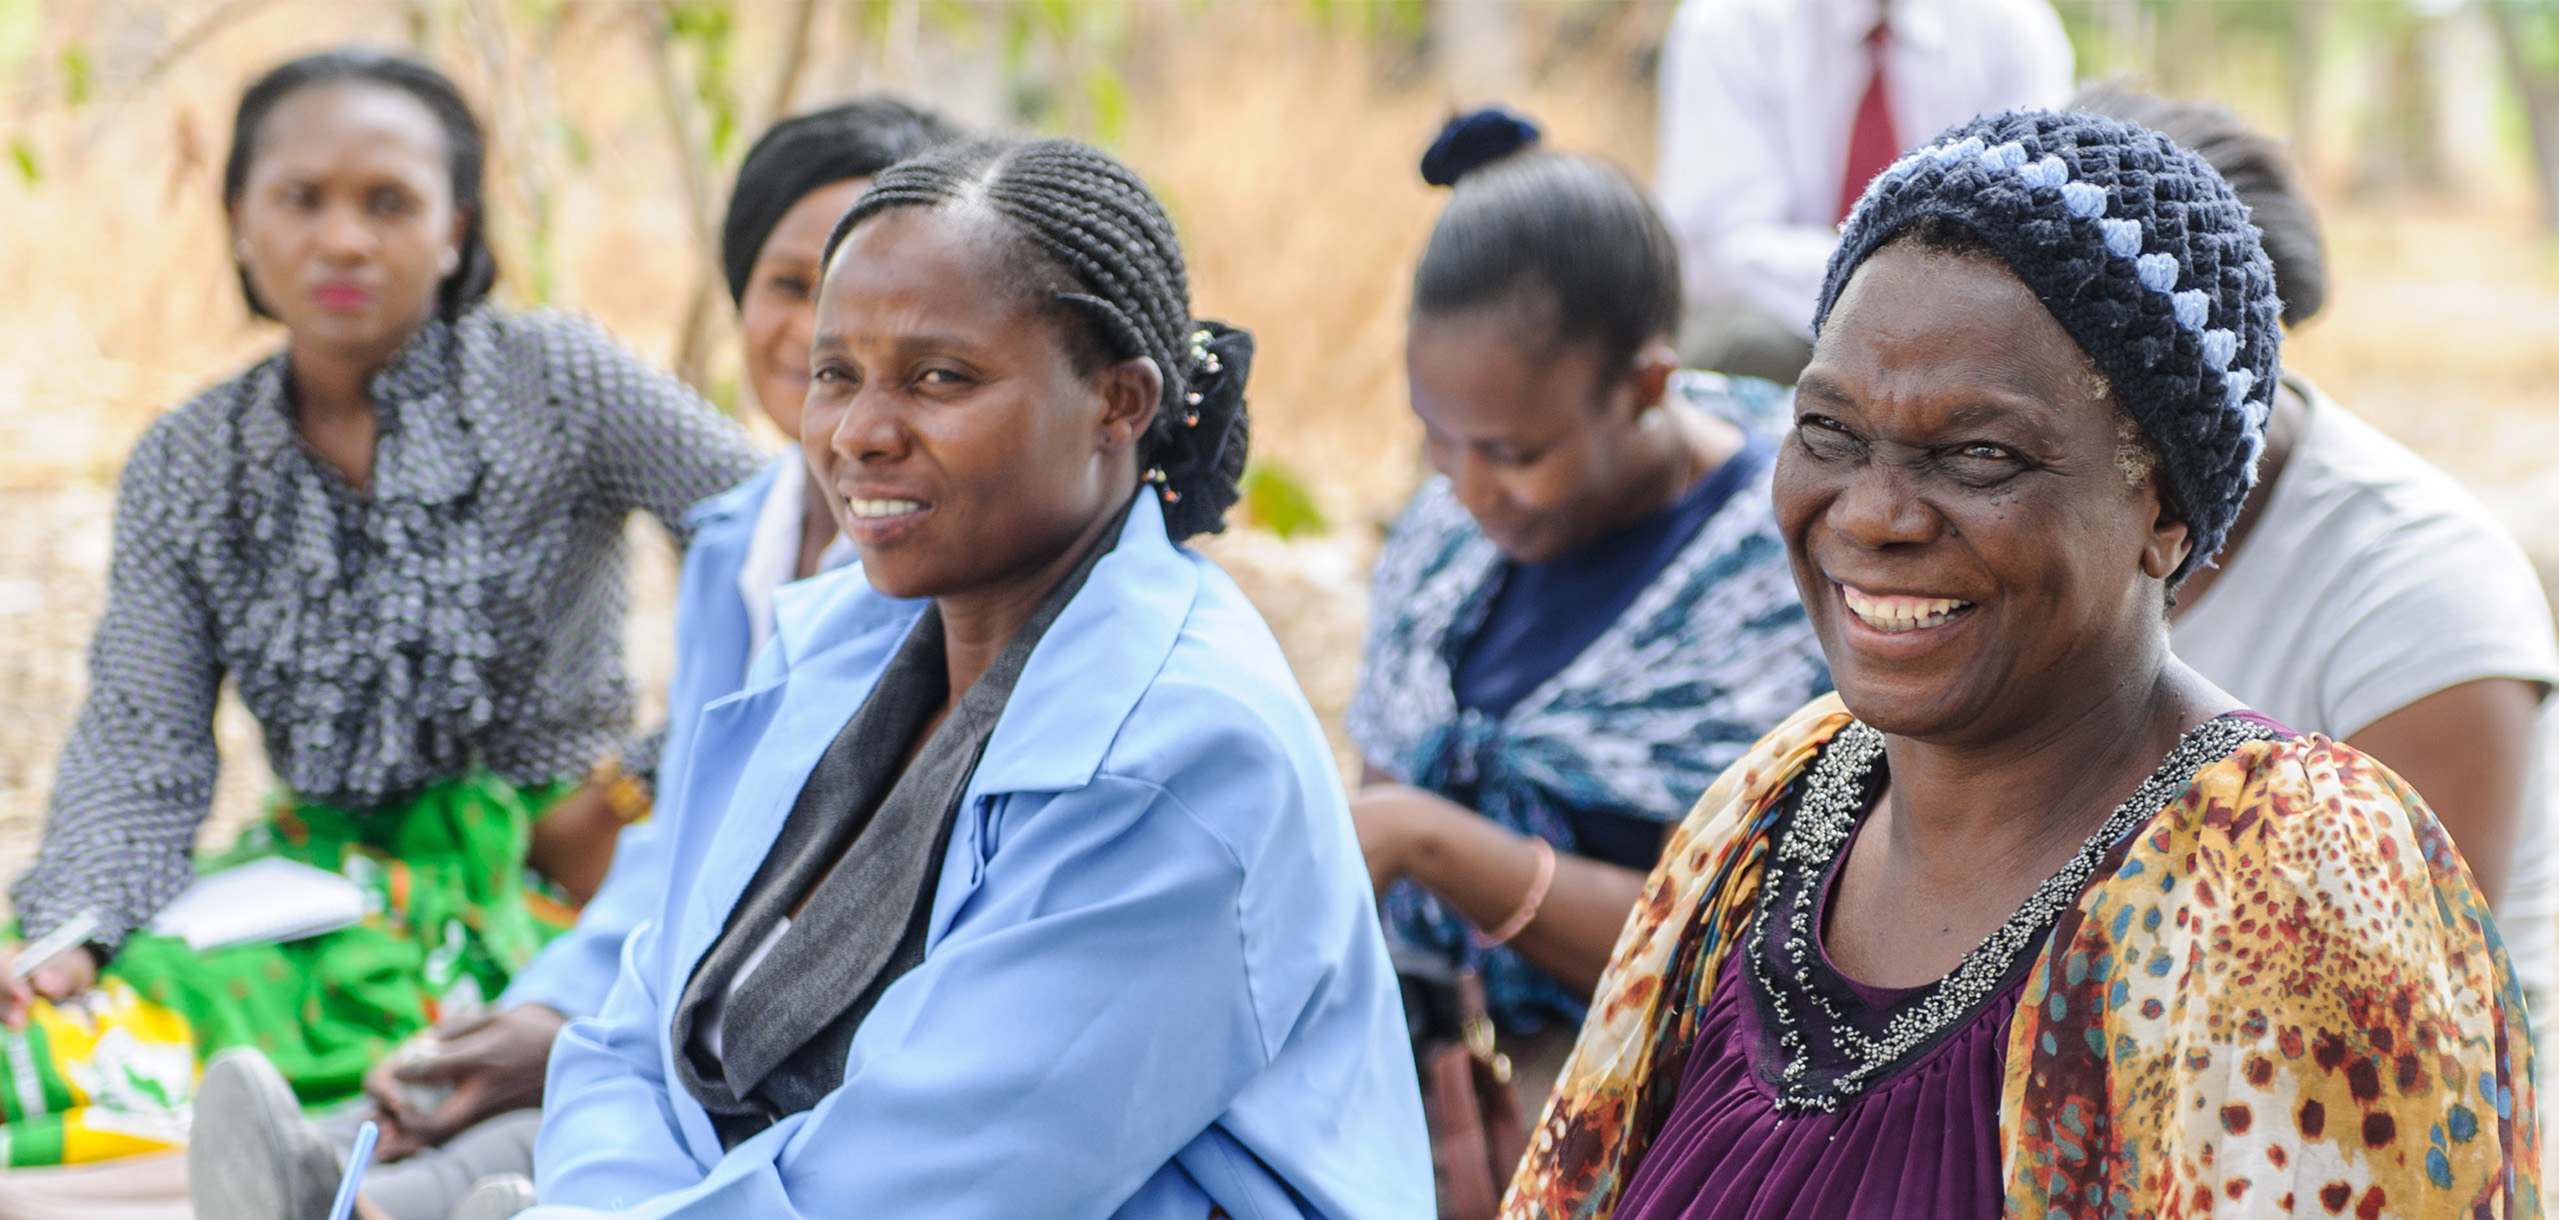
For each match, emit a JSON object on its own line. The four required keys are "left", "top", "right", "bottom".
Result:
{"left": 1745, "top": 713, "right": 2278, "bottom": 1113}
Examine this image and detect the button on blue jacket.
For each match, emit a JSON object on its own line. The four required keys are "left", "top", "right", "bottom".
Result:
{"left": 527, "top": 494, "right": 1432, "bottom": 1219}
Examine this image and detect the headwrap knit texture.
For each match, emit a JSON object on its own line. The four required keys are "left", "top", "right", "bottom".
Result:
{"left": 1815, "top": 109, "right": 2282, "bottom": 584}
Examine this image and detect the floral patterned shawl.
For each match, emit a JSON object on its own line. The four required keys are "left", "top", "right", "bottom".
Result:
{"left": 1504, "top": 694, "right": 2540, "bottom": 1219}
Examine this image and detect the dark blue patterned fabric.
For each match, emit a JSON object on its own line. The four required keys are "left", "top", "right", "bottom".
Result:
{"left": 1349, "top": 373, "right": 1830, "bottom": 1032}
{"left": 1453, "top": 432, "right": 1771, "bottom": 725}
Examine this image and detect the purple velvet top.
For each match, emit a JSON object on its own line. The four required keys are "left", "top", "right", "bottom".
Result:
{"left": 1612, "top": 711, "right": 2299, "bottom": 1219}
{"left": 1609, "top": 933, "right": 2023, "bottom": 1220}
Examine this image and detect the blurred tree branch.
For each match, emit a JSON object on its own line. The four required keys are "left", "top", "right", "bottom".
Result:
{"left": 766, "top": 0, "right": 819, "bottom": 126}
{"left": 461, "top": 0, "right": 574, "bottom": 304}
{"left": 2287, "top": 0, "right": 2327, "bottom": 177}
{"left": 2488, "top": 0, "right": 2559, "bottom": 232}
{"left": 641, "top": 0, "right": 815, "bottom": 400}
{"left": 136, "top": 0, "right": 278, "bottom": 87}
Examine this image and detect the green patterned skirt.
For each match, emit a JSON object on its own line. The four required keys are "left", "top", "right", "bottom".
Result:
{"left": 0, "top": 771, "right": 572, "bottom": 1166}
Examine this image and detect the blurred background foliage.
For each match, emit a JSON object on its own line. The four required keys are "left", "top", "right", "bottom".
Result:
{"left": 0, "top": 0, "right": 2551, "bottom": 485}
{"left": 3, "top": 0, "right": 2558, "bottom": 850}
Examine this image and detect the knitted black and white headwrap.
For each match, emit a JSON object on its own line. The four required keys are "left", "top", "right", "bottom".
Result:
{"left": 1814, "top": 109, "right": 2282, "bottom": 585}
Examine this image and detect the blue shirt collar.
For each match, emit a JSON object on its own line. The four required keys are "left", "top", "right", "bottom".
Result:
{"left": 684, "top": 455, "right": 785, "bottom": 531}
{"left": 768, "top": 492, "right": 1197, "bottom": 795}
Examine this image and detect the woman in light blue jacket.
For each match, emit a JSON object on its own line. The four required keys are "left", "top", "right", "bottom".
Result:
{"left": 524, "top": 137, "right": 1429, "bottom": 1220}
{"left": 497, "top": 97, "right": 962, "bottom": 1035}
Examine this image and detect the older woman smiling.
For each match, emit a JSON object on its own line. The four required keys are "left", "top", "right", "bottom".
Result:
{"left": 1501, "top": 111, "right": 2537, "bottom": 1219}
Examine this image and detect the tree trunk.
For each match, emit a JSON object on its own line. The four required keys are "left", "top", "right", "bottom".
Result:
{"left": 2287, "top": 0, "right": 2327, "bottom": 178}
{"left": 642, "top": 0, "right": 824, "bottom": 399}
{"left": 2488, "top": 1, "right": 2559, "bottom": 232}
{"left": 638, "top": 3, "right": 723, "bottom": 395}
{"left": 764, "top": 0, "right": 821, "bottom": 124}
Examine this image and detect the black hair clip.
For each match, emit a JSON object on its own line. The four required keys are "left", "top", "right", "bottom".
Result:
{"left": 1421, "top": 108, "right": 1542, "bottom": 188}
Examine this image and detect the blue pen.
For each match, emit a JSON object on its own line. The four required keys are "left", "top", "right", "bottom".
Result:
{"left": 327, "top": 1120, "right": 379, "bottom": 1220}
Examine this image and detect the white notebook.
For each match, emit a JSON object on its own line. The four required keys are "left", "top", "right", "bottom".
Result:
{"left": 145, "top": 858, "right": 367, "bottom": 951}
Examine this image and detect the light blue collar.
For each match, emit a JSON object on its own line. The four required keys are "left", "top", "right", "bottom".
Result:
{"left": 683, "top": 455, "right": 785, "bottom": 531}
{"left": 767, "top": 492, "right": 1197, "bottom": 795}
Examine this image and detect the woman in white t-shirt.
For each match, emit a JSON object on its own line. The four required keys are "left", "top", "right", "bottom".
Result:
{"left": 2080, "top": 86, "right": 2559, "bottom": 1006}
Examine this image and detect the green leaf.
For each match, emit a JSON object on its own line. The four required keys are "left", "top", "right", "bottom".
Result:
{"left": 1238, "top": 462, "right": 1328, "bottom": 539}
{"left": 10, "top": 138, "right": 37, "bottom": 185}
{"left": 552, "top": 116, "right": 591, "bottom": 170}
{"left": 1298, "top": 0, "right": 1423, "bottom": 39}
{"left": 666, "top": 0, "right": 731, "bottom": 44}
{"left": 58, "top": 42, "right": 87, "bottom": 109}
{"left": 1082, "top": 63, "right": 1129, "bottom": 145}
{"left": 708, "top": 101, "right": 738, "bottom": 163}
{"left": 0, "top": 0, "right": 38, "bottom": 77}
{"left": 523, "top": 218, "right": 557, "bottom": 305}
{"left": 1032, "top": 0, "right": 1076, "bottom": 39}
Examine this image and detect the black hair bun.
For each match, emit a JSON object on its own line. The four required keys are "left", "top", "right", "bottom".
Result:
{"left": 1152, "top": 320, "right": 1253, "bottom": 540}
{"left": 1421, "top": 108, "right": 1542, "bottom": 188}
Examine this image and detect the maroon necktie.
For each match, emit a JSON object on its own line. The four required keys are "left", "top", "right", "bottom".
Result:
{"left": 1835, "top": 21, "right": 1899, "bottom": 224}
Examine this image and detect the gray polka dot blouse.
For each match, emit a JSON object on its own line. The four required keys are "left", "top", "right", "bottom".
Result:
{"left": 14, "top": 306, "right": 765, "bottom": 950}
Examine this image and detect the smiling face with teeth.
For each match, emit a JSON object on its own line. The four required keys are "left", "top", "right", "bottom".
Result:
{"left": 801, "top": 205, "right": 1159, "bottom": 609}
{"left": 1776, "top": 236, "right": 2197, "bottom": 746}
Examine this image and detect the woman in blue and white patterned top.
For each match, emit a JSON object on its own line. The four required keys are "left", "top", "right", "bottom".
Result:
{"left": 1349, "top": 112, "right": 1829, "bottom": 1055}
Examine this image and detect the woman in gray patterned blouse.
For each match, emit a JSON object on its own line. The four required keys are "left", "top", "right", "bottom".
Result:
{"left": 0, "top": 48, "right": 760, "bottom": 1164}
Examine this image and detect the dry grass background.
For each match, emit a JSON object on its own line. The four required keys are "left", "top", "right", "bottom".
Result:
{"left": 2, "top": 0, "right": 2557, "bottom": 909}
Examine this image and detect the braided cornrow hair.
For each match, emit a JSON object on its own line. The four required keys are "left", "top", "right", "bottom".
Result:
{"left": 822, "top": 137, "right": 1253, "bottom": 541}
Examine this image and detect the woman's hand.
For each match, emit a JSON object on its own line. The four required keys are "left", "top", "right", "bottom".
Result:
{"left": 0, "top": 944, "right": 98, "bottom": 1030}
{"left": 364, "top": 1004, "right": 567, "bottom": 1160}
{"left": 1350, "top": 779, "right": 1653, "bottom": 997}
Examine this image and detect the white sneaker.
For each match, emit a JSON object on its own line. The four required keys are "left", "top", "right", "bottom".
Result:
{"left": 188, "top": 1047, "right": 343, "bottom": 1220}
{"left": 447, "top": 1173, "right": 538, "bottom": 1220}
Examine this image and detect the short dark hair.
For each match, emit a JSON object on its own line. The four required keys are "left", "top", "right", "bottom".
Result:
{"left": 721, "top": 98, "right": 962, "bottom": 307}
{"left": 1411, "top": 148, "right": 1683, "bottom": 381}
{"left": 823, "top": 138, "right": 1254, "bottom": 542}
{"left": 222, "top": 48, "right": 496, "bottom": 322}
{"left": 2070, "top": 82, "right": 2326, "bottom": 327}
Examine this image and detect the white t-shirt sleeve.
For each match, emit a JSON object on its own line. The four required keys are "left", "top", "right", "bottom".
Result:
{"left": 2176, "top": 389, "right": 2559, "bottom": 738}
{"left": 2312, "top": 503, "right": 2559, "bottom": 738}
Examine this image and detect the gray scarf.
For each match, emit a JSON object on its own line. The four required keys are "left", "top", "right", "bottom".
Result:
{"left": 669, "top": 506, "right": 1123, "bottom": 1147}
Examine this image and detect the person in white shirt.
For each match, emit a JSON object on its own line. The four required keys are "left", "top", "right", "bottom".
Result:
{"left": 2075, "top": 86, "right": 2559, "bottom": 1014}
{"left": 1655, "top": 0, "right": 2073, "bottom": 381}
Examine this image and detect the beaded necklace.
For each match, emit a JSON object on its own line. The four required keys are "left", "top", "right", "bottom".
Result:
{"left": 1745, "top": 714, "right": 2278, "bottom": 1113}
